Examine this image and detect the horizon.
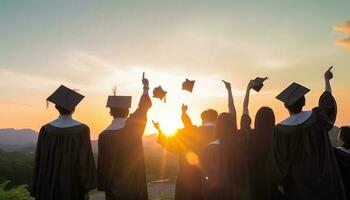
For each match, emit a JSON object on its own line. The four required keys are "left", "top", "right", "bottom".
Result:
{"left": 1, "top": 1, "right": 349, "bottom": 139}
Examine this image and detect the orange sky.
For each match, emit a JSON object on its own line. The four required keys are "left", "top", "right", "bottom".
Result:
{"left": 0, "top": 1, "right": 349, "bottom": 139}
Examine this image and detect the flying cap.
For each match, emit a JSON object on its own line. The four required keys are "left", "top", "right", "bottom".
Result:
{"left": 182, "top": 78, "right": 195, "bottom": 92}
{"left": 153, "top": 86, "right": 167, "bottom": 102}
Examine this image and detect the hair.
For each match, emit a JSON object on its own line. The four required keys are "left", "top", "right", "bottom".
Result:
{"left": 110, "top": 108, "right": 130, "bottom": 119}
{"left": 285, "top": 96, "right": 305, "bottom": 114}
{"left": 55, "top": 105, "right": 74, "bottom": 115}
{"left": 339, "top": 126, "right": 350, "bottom": 149}
{"left": 201, "top": 109, "right": 218, "bottom": 124}
{"left": 254, "top": 107, "right": 276, "bottom": 156}
{"left": 214, "top": 112, "right": 235, "bottom": 141}
{"left": 255, "top": 107, "right": 275, "bottom": 132}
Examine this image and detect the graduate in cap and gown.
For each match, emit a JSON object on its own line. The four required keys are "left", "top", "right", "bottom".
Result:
{"left": 268, "top": 67, "right": 347, "bottom": 200}
{"left": 334, "top": 126, "right": 350, "bottom": 200}
{"left": 97, "top": 73, "right": 152, "bottom": 200}
{"left": 153, "top": 79, "right": 217, "bottom": 200}
{"left": 31, "top": 85, "right": 97, "bottom": 200}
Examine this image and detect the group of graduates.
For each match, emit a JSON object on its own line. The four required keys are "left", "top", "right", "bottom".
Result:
{"left": 30, "top": 67, "right": 350, "bottom": 200}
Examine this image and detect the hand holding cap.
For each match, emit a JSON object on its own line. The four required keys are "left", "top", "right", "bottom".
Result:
{"left": 222, "top": 80, "right": 231, "bottom": 90}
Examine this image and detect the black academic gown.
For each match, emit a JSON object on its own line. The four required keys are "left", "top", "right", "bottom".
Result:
{"left": 97, "top": 94, "right": 152, "bottom": 200}
{"left": 269, "top": 92, "right": 346, "bottom": 200}
{"left": 157, "top": 124, "right": 215, "bottom": 200}
{"left": 240, "top": 114, "right": 282, "bottom": 200}
{"left": 31, "top": 124, "right": 97, "bottom": 200}
{"left": 334, "top": 147, "right": 350, "bottom": 200}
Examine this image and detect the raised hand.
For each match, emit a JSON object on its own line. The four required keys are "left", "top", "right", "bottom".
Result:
{"left": 248, "top": 80, "right": 254, "bottom": 90}
{"left": 324, "top": 66, "right": 333, "bottom": 81}
{"left": 142, "top": 72, "right": 149, "bottom": 87}
{"left": 222, "top": 80, "right": 231, "bottom": 91}
{"left": 152, "top": 120, "right": 160, "bottom": 130}
{"left": 181, "top": 104, "right": 188, "bottom": 113}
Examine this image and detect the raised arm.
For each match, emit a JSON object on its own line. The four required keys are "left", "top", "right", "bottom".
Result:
{"left": 125, "top": 73, "right": 152, "bottom": 135}
{"left": 222, "top": 80, "right": 235, "bottom": 115}
{"left": 243, "top": 80, "right": 253, "bottom": 115}
{"left": 222, "top": 80, "right": 237, "bottom": 130}
{"left": 181, "top": 104, "right": 193, "bottom": 128}
{"left": 317, "top": 66, "right": 337, "bottom": 128}
{"left": 324, "top": 66, "right": 333, "bottom": 94}
{"left": 240, "top": 80, "right": 254, "bottom": 130}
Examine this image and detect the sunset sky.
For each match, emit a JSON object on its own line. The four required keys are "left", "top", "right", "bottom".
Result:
{"left": 0, "top": 0, "right": 349, "bottom": 139}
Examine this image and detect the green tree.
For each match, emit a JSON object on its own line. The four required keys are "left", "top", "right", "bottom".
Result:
{"left": 0, "top": 181, "right": 32, "bottom": 200}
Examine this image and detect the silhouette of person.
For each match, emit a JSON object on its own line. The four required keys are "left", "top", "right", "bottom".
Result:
{"left": 97, "top": 73, "right": 152, "bottom": 200}
{"left": 334, "top": 126, "right": 350, "bottom": 200}
{"left": 200, "top": 81, "right": 251, "bottom": 200}
{"left": 31, "top": 85, "right": 97, "bottom": 200}
{"left": 240, "top": 80, "right": 281, "bottom": 200}
{"left": 268, "top": 67, "right": 346, "bottom": 200}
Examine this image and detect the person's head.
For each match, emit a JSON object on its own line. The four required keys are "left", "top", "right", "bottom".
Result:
{"left": 109, "top": 108, "right": 130, "bottom": 119}
{"left": 255, "top": 107, "right": 275, "bottom": 132}
{"left": 285, "top": 96, "right": 305, "bottom": 115}
{"left": 201, "top": 109, "right": 218, "bottom": 125}
{"left": 338, "top": 126, "right": 350, "bottom": 149}
{"left": 214, "top": 112, "right": 235, "bottom": 141}
{"left": 55, "top": 105, "right": 74, "bottom": 116}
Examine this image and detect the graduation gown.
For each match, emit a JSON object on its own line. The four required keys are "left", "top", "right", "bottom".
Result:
{"left": 97, "top": 94, "right": 151, "bottom": 200}
{"left": 240, "top": 114, "right": 282, "bottom": 200}
{"left": 157, "top": 125, "right": 215, "bottom": 200}
{"left": 334, "top": 147, "right": 350, "bottom": 200}
{"left": 269, "top": 92, "right": 346, "bottom": 200}
{"left": 31, "top": 124, "right": 97, "bottom": 200}
{"left": 200, "top": 133, "right": 251, "bottom": 200}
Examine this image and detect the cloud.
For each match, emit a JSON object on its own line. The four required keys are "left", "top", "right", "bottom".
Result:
{"left": 334, "top": 20, "right": 350, "bottom": 48}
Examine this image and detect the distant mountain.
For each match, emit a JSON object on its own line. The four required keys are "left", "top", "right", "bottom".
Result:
{"left": 91, "top": 133, "right": 159, "bottom": 154}
{"left": 0, "top": 128, "right": 38, "bottom": 145}
{"left": 0, "top": 128, "right": 161, "bottom": 154}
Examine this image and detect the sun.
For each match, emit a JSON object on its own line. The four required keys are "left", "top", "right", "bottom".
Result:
{"left": 157, "top": 120, "right": 180, "bottom": 136}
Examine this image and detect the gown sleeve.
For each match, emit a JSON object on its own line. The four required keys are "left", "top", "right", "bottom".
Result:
{"left": 125, "top": 94, "right": 152, "bottom": 136}
{"left": 79, "top": 126, "right": 98, "bottom": 193}
{"left": 97, "top": 134, "right": 106, "bottom": 191}
{"left": 30, "top": 126, "right": 45, "bottom": 197}
{"left": 268, "top": 127, "right": 290, "bottom": 184}
{"left": 316, "top": 91, "right": 337, "bottom": 131}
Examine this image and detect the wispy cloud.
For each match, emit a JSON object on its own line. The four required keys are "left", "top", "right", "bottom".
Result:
{"left": 334, "top": 20, "right": 350, "bottom": 48}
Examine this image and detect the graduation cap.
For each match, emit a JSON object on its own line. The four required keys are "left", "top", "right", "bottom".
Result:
{"left": 251, "top": 77, "right": 268, "bottom": 92}
{"left": 182, "top": 78, "right": 195, "bottom": 93}
{"left": 276, "top": 82, "right": 310, "bottom": 106}
{"left": 153, "top": 86, "right": 167, "bottom": 102}
{"left": 106, "top": 86, "right": 132, "bottom": 108}
{"left": 47, "top": 85, "right": 84, "bottom": 111}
